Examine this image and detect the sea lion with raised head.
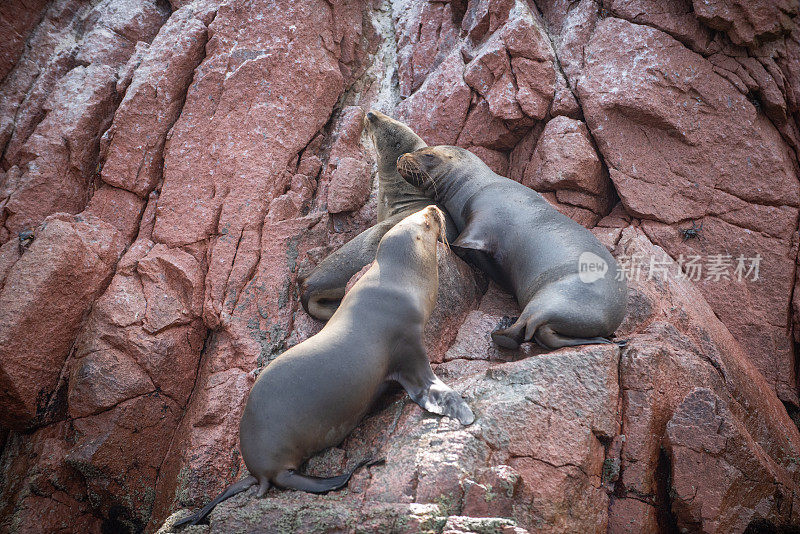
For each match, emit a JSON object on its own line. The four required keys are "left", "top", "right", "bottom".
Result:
{"left": 397, "top": 146, "right": 627, "bottom": 350}
{"left": 174, "top": 206, "right": 474, "bottom": 527}
{"left": 299, "top": 111, "right": 461, "bottom": 321}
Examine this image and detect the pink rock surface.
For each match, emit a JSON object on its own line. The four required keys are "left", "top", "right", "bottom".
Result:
{"left": 325, "top": 108, "right": 373, "bottom": 213}
{"left": 692, "top": 0, "right": 797, "bottom": 48}
{"left": 462, "top": 0, "right": 514, "bottom": 43}
{"left": 666, "top": 387, "right": 799, "bottom": 531}
{"left": 463, "top": 10, "right": 555, "bottom": 122}
{"left": 83, "top": 185, "right": 145, "bottom": 242}
{"left": 394, "top": 0, "right": 461, "bottom": 98}
{"left": 1, "top": 64, "right": 118, "bottom": 237}
{"left": 523, "top": 116, "right": 604, "bottom": 193}
{"left": 578, "top": 17, "right": 800, "bottom": 403}
{"left": 0, "top": 213, "right": 125, "bottom": 429}
{"left": 609, "top": 227, "right": 800, "bottom": 531}
{"left": 101, "top": 2, "right": 215, "bottom": 197}
{"left": 521, "top": 115, "right": 611, "bottom": 218}
{"left": 0, "top": 0, "right": 50, "bottom": 80}
{"left": 1, "top": 1, "right": 800, "bottom": 532}
{"left": 457, "top": 99, "right": 525, "bottom": 151}
{"left": 396, "top": 49, "right": 472, "bottom": 146}
{"left": 465, "top": 37, "right": 525, "bottom": 121}
{"left": 0, "top": 0, "right": 169, "bottom": 242}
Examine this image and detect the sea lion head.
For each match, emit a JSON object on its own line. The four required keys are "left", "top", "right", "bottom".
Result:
{"left": 396, "top": 146, "right": 474, "bottom": 198}
{"left": 377, "top": 205, "right": 447, "bottom": 264}
{"left": 395, "top": 204, "right": 447, "bottom": 245}
{"left": 364, "top": 110, "right": 426, "bottom": 172}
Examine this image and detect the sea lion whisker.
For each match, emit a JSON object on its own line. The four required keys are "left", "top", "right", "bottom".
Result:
{"left": 434, "top": 206, "right": 449, "bottom": 250}
{"left": 420, "top": 167, "right": 439, "bottom": 198}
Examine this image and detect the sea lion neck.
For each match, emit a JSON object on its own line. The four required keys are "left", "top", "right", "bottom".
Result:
{"left": 435, "top": 161, "right": 494, "bottom": 217}
{"left": 377, "top": 138, "right": 429, "bottom": 221}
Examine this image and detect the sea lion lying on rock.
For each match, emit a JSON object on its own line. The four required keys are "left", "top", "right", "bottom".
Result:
{"left": 174, "top": 206, "right": 473, "bottom": 527}
{"left": 397, "top": 146, "right": 627, "bottom": 350}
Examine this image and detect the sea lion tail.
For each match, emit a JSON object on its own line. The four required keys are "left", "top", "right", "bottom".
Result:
{"left": 173, "top": 475, "right": 259, "bottom": 528}
{"left": 273, "top": 458, "right": 377, "bottom": 494}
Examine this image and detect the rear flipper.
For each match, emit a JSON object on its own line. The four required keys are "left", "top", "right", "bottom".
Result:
{"left": 273, "top": 458, "right": 375, "bottom": 493}
{"left": 491, "top": 318, "right": 526, "bottom": 350}
{"left": 173, "top": 475, "right": 260, "bottom": 528}
{"left": 533, "top": 325, "right": 614, "bottom": 349}
{"left": 305, "top": 288, "right": 345, "bottom": 321}
{"left": 491, "top": 314, "right": 617, "bottom": 351}
{"left": 300, "top": 219, "right": 399, "bottom": 321}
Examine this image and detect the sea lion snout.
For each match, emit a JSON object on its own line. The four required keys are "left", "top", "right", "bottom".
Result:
{"left": 398, "top": 147, "right": 451, "bottom": 172}
{"left": 364, "top": 109, "right": 390, "bottom": 129}
{"left": 396, "top": 153, "right": 426, "bottom": 187}
{"left": 363, "top": 110, "right": 382, "bottom": 133}
{"left": 423, "top": 204, "right": 444, "bottom": 226}
{"left": 419, "top": 205, "right": 447, "bottom": 245}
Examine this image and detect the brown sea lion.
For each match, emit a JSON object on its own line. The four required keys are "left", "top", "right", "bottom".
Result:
{"left": 174, "top": 206, "right": 474, "bottom": 527}
{"left": 298, "top": 111, "right": 460, "bottom": 320}
{"left": 397, "top": 146, "right": 627, "bottom": 350}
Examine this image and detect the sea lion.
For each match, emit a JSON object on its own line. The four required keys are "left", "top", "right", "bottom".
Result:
{"left": 397, "top": 146, "right": 627, "bottom": 350}
{"left": 299, "top": 111, "right": 459, "bottom": 320}
{"left": 174, "top": 206, "right": 474, "bottom": 527}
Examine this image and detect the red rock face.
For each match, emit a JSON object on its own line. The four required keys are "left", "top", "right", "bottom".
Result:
{"left": 1, "top": 0, "right": 799, "bottom": 533}
{"left": 576, "top": 15, "right": 800, "bottom": 404}
{"left": 0, "top": 0, "right": 51, "bottom": 81}
{"left": 0, "top": 214, "right": 126, "bottom": 429}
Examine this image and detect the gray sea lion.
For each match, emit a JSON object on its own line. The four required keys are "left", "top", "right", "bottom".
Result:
{"left": 174, "top": 206, "right": 474, "bottom": 527}
{"left": 397, "top": 146, "right": 627, "bottom": 350}
{"left": 299, "top": 111, "right": 460, "bottom": 320}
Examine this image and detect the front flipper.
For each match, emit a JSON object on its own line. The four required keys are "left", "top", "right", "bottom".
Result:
{"left": 300, "top": 218, "right": 400, "bottom": 320}
{"left": 416, "top": 377, "right": 475, "bottom": 425}
{"left": 392, "top": 337, "right": 475, "bottom": 425}
{"left": 450, "top": 220, "right": 494, "bottom": 253}
{"left": 450, "top": 220, "right": 510, "bottom": 291}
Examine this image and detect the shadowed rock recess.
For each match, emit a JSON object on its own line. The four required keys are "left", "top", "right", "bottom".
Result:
{"left": 1, "top": 0, "right": 799, "bottom": 532}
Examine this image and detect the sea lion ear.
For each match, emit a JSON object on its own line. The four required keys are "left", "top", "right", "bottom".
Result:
{"left": 451, "top": 223, "right": 494, "bottom": 253}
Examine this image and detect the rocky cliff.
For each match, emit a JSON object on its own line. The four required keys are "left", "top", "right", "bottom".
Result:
{"left": 1, "top": 0, "right": 799, "bottom": 533}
